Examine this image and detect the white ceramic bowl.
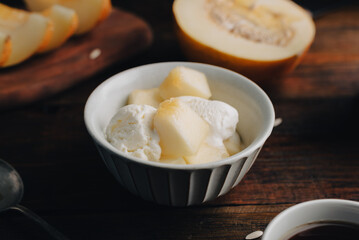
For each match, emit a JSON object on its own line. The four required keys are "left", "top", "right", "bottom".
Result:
{"left": 84, "top": 62, "right": 275, "bottom": 206}
{"left": 262, "top": 199, "right": 359, "bottom": 240}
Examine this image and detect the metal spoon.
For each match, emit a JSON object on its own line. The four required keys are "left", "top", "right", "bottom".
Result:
{"left": 0, "top": 158, "right": 69, "bottom": 240}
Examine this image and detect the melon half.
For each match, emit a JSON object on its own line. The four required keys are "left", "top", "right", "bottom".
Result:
{"left": 173, "top": 0, "right": 316, "bottom": 81}
{"left": 0, "top": 32, "right": 11, "bottom": 66}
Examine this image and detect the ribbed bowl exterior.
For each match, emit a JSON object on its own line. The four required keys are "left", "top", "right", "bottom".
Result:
{"left": 95, "top": 141, "right": 262, "bottom": 206}
{"left": 85, "top": 62, "right": 275, "bottom": 207}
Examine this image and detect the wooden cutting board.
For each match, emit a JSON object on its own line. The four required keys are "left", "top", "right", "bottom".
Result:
{"left": 0, "top": 8, "right": 153, "bottom": 109}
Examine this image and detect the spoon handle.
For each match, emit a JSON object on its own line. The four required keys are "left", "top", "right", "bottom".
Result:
{"left": 10, "top": 204, "right": 69, "bottom": 240}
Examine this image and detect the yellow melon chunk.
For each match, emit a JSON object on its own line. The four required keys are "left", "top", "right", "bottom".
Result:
{"left": 127, "top": 88, "right": 163, "bottom": 108}
{"left": 223, "top": 131, "right": 241, "bottom": 156}
{"left": 40, "top": 4, "right": 78, "bottom": 52}
{"left": 0, "top": 3, "right": 53, "bottom": 67}
{"left": 184, "top": 142, "right": 229, "bottom": 165}
{"left": 159, "top": 66, "right": 212, "bottom": 100}
{"left": 25, "top": 0, "right": 112, "bottom": 34}
{"left": 154, "top": 98, "right": 209, "bottom": 157}
{"left": 160, "top": 156, "right": 187, "bottom": 165}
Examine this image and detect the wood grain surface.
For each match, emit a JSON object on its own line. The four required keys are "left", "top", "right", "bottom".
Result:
{"left": 0, "top": 8, "right": 152, "bottom": 109}
{"left": 0, "top": 1, "right": 358, "bottom": 239}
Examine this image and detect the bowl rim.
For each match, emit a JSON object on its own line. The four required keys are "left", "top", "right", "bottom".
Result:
{"left": 262, "top": 198, "right": 359, "bottom": 240}
{"left": 84, "top": 61, "right": 275, "bottom": 170}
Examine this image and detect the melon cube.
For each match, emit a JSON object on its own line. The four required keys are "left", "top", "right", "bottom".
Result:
{"left": 223, "top": 131, "right": 242, "bottom": 155}
{"left": 154, "top": 98, "right": 209, "bottom": 157}
{"left": 184, "top": 142, "right": 229, "bottom": 165}
{"left": 159, "top": 66, "right": 212, "bottom": 100}
{"left": 127, "top": 88, "right": 163, "bottom": 108}
{"left": 160, "top": 156, "right": 187, "bottom": 165}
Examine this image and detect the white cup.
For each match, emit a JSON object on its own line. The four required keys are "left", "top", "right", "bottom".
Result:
{"left": 262, "top": 199, "right": 359, "bottom": 240}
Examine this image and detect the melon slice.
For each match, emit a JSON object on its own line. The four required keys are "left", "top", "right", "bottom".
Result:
{"left": 173, "top": 0, "right": 316, "bottom": 81}
{"left": 25, "top": 0, "right": 112, "bottom": 34}
{"left": 0, "top": 32, "right": 11, "bottom": 66}
{"left": 0, "top": 3, "right": 53, "bottom": 67}
{"left": 40, "top": 4, "right": 78, "bottom": 52}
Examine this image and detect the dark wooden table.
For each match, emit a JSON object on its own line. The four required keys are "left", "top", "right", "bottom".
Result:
{"left": 1, "top": 1, "right": 358, "bottom": 239}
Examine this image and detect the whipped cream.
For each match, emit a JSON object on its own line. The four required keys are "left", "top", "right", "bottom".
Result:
{"left": 106, "top": 104, "right": 161, "bottom": 161}
{"left": 177, "top": 96, "right": 239, "bottom": 147}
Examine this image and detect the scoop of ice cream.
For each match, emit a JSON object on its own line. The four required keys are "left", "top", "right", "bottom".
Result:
{"left": 177, "top": 96, "right": 239, "bottom": 147}
{"left": 106, "top": 104, "right": 161, "bottom": 161}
